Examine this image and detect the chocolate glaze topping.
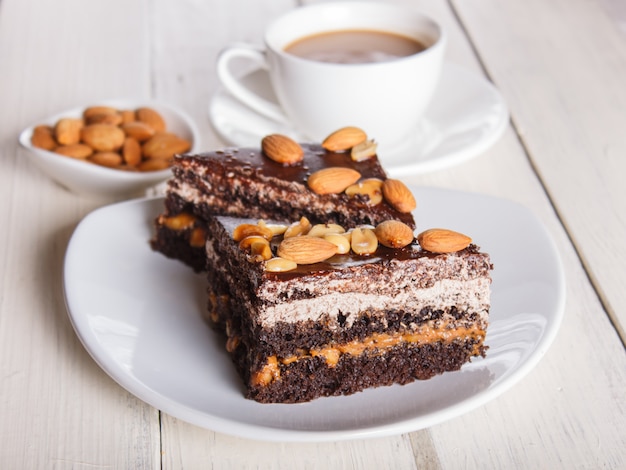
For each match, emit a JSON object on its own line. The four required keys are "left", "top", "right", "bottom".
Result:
{"left": 179, "top": 143, "right": 387, "bottom": 181}
{"left": 265, "top": 241, "right": 489, "bottom": 281}
{"left": 216, "top": 216, "right": 492, "bottom": 282}
{"left": 175, "top": 143, "right": 415, "bottom": 228}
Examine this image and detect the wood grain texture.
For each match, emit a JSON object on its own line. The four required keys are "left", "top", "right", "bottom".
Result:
{"left": 1, "top": 0, "right": 625, "bottom": 468}
{"left": 451, "top": 0, "right": 626, "bottom": 342}
{"left": 162, "top": 417, "right": 421, "bottom": 470}
{"left": 0, "top": 0, "right": 160, "bottom": 468}
{"left": 149, "top": 0, "right": 300, "bottom": 150}
{"left": 413, "top": 0, "right": 626, "bottom": 467}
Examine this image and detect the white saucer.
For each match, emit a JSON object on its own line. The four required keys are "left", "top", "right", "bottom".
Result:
{"left": 63, "top": 187, "right": 564, "bottom": 442}
{"left": 208, "top": 63, "right": 509, "bottom": 176}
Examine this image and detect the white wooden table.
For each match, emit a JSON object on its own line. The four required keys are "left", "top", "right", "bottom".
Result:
{"left": 1, "top": 0, "right": 625, "bottom": 468}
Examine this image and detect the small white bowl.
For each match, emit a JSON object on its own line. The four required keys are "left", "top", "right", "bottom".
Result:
{"left": 18, "top": 99, "right": 201, "bottom": 198}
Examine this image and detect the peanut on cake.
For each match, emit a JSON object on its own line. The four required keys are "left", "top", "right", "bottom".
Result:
{"left": 205, "top": 215, "right": 492, "bottom": 403}
{"left": 150, "top": 128, "right": 493, "bottom": 403}
{"left": 151, "top": 128, "right": 415, "bottom": 271}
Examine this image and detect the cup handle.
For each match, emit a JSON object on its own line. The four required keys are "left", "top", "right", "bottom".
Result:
{"left": 217, "top": 44, "right": 288, "bottom": 124}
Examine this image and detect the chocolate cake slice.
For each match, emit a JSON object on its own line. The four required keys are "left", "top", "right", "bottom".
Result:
{"left": 204, "top": 215, "right": 493, "bottom": 404}
{"left": 151, "top": 133, "right": 416, "bottom": 272}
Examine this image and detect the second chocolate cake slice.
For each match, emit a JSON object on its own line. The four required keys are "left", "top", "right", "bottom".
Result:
{"left": 151, "top": 133, "right": 416, "bottom": 271}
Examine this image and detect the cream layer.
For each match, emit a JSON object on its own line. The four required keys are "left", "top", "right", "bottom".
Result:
{"left": 256, "top": 278, "right": 491, "bottom": 328}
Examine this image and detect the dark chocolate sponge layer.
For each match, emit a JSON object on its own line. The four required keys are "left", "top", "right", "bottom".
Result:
{"left": 245, "top": 340, "right": 485, "bottom": 404}
{"left": 203, "top": 214, "right": 491, "bottom": 403}
{"left": 150, "top": 214, "right": 207, "bottom": 272}
{"left": 150, "top": 140, "right": 492, "bottom": 404}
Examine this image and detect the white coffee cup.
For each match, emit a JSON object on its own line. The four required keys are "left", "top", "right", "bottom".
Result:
{"left": 217, "top": 2, "right": 445, "bottom": 155}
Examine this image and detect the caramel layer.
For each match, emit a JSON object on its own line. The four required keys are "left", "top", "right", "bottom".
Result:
{"left": 250, "top": 324, "right": 486, "bottom": 386}
{"left": 160, "top": 212, "right": 206, "bottom": 247}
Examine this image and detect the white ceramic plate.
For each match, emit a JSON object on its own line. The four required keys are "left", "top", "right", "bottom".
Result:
{"left": 64, "top": 188, "right": 564, "bottom": 442}
{"left": 208, "top": 63, "right": 509, "bottom": 176}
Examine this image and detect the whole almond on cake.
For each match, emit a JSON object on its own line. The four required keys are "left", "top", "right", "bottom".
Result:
{"left": 277, "top": 236, "right": 338, "bottom": 264}
{"left": 261, "top": 134, "right": 304, "bottom": 165}
{"left": 382, "top": 179, "right": 417, "bottom": 213}
{"left": 375, "top": 220, "right": 415, "bottom": 248}
{"left": 322, "top": 126, "right": 367, "bottom": 151}
{"left": 307, "top": 167, "right": 362, "bottom": 195}
{"left": 417, "top": 228, "right": 472, "bottom": 253}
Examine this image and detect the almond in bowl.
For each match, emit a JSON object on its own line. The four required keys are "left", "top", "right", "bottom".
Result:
{"left": 18, "top": 100, "right": 200, "bottom": 198}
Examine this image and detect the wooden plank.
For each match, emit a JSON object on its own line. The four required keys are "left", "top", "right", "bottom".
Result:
{"left": 162, "top": 417, "right": 420, "bottom": 469}
{"left": 151, "top": 0, "right": 624, "bottom": 468}
{"left": 150, "top": 0, "right": 421, "bottom": 467}
{"left": 251, "top": 0, "right": 624, "bottom": 468}
{"left": 408, "top": 0, "right": 626, "bottom": 467}
{"left": 451, "top": 0, "right": 626, "bottom": 342}
{"left": 2, "top": 0, "right": 620, "bottom": 467}
{"left": 0, "top": 0, "right": 160, "bottom": 467}
{"left": 148, "top": 0, "right": 303, "bottom": 148}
